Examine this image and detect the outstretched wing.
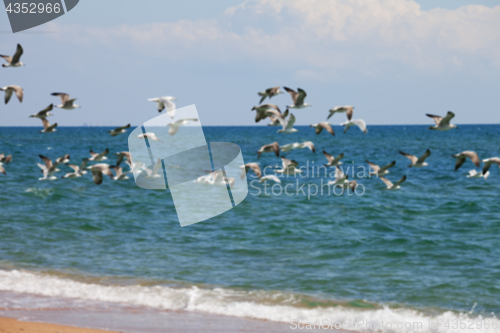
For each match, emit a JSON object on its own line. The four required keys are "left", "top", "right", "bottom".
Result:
{"left": 393, "top": 175, "right": 407, "bottom": 187}
{"left": 323, "top": 150, "right": 334, "bottom": 163}
{"left": 416, "top": 149, "right": 431, "bottom": 164}
{"left": 284, "top": 87, "right": 298, "bottom": 104}
{"left": 366, "top": 160, "right": 380, "bottom": 173}
{"left": 399, "top": 151, "right": 418, "bottom": 164}
{"left": 52, "top": 92, "right": 70, "bottom": 104}
{"left": 426, "top": 114, "right": 443, "bottom": 126}
{"left": 439, "top": 111, "right": 455, "bottom": 127}
{"left": 11, "top": 44, "right": 23, "bottom": 64}
{"left": 295, "top": 88, "right": 307, "bottom": 106}
{"left": 379, "top": 176, "right": 393, "bottom": 188}
{"left": 321, "top": 122, "right": 335, "bottom": 136}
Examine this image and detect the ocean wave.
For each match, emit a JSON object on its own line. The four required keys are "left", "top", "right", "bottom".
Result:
{"left": 0, "top": 269, "right": 499, "bottom": 333}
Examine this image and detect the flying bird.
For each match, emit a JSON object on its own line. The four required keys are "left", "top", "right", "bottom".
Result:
{"left": 166, "top": 118, "right": 198, "bottom": 135}
{"left": 148, "top": 96, "right": 177, "bottom": 117}
{"left": 379, "top": 175, "right": 407, "bottom": 190}
{"left": 51, "top": 92, "right": 80, "bottom": 110}
{"left": 340, "top": 119, "right": 367, "bottom": 134}
{"left": 366, "top": 160, "right": 396, "bottom": 176}
{"left": 328, "top": 106, "right": 354, "bottom": 120}
{"left": 40, "top": 118, "right": 57, "bottom": 133}
{"left": 0, "top": 154, "right": 11, "bottom": 175}
{"left": 115, "top": 152, "right": 132, "bottom": 166}
{"left": 30, "top": 104, "right": 53, "bottom": 119}
{"left": 259, "top": 175, "right": 281, "bottom": 184}
{"left": 108, "top": 124, "right": 131, "bottom": 137}
{"left": 426, "top": 111, "right": 457, "bottom": 131}
{"left": 467, "top": 169, "right": 489, "bottom": 180}
{"left": 267, "top": 109, "right": 289, "bottom": 126}
{"left": 258, "top": 86, "right": 283, "bottom": 104}
{"left": 137, "top": 133, "right": 161, "bottom": 142}
{"left": 482, "top": 157, "right": 500, "bottom": 175}
{"left": 281, "top": 141, "right": 315, "bottom": 153}
{"left": 256, "top": 142, "right": 280, "bottom": 159}
{"left": 399, "top": 149, "right": 431, "bottom": 168}
{"left": 240, "top": 163, "right": 262, "bottom": 179}
{"left": 327, "top": 167, "right": 349, "bottom": 186}
{"left": 0, "top": 44, "right": 24, "bottom": 67}
{"left": 0, "top": 85, "right": 23, "bottom": 104}
{"left": 62, "top": 161, "right": 87, "bottom": 179}
{"left": 310, "top": 122, "right": 335, "bottom": 136}
{"left": 251, "top": 104, "right": 281, "bottom": 123}
{"left": 451, "top": 151, "right": 480, "bottom": 170}
{"left": 56, "top": 154, "right": 70, "bottom": 164}
{"left": 274, "top": 157, "right": 303, "bottom": 175}
{"left": 110, "top": 165, "right": 130, "bottom": 180}
{"left": 284, "top": 87, "right": 311, "bottom": 109}
{"left": 85, "top": 163, "right": 114, "bottom": 185}
{"left": 323, "top": 150, "right": 344, "bottom": 167}
{"left": 37, "top": 155, "right": 61, "bottom": 180}
{"left": 89, "top": 149, "right": 109, "bottom": 161}
{"left": 276, "top": 113, "right": 299, "bottom": 133}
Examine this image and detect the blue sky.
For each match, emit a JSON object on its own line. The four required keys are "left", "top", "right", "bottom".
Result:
{"left": 0, "top": 0, "right": 499, "bottom": 126}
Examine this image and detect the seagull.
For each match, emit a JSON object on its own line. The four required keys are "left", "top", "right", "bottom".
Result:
{"left": 482, "top": 157, "right": 500, "bottom": 175}
{"left": 37, "top": 155, "right": 60, "bottom": 180}
{"left": 144, "top": 158, "right": 163, "bottom": 178}
{"left": 366, "top": 160, "right": 396, "bottom": 176}
{"left": 379, "top": 175, "right": 407, "bottom": 190}
{"left": 323, "top": 150, "right": 344, "bottom": 167}
{"left": 89, "top": 149, "right": 109, "bottom": 161}
{"left": 259, "top": 175, "right": 281, "bottom": 183}
{"left": 166, "top": 118, "right": 198, "bottom": 135}
{"left": 85, "top": 163, "right": 114, "bottom": 185}
{"left": 310, "top": 122, "right": 335, "bottom": 136}
{"left": 148, "top": 96, "right": 177, "bottom": 117}
{"left": 256, "top": 142, "right": 280, "bottom": 159}
{"left": 399, "top": 149, "right": 431, "bottom": 168}
{"left": 426, "top": 111, "right": 457, "bottom": 131}
{"left": 284, "top": 87, "right": 311, "bottom": 109}
{"left": 51, "top": 92, "right": 80, "bottom": 110}
{"left": 251, "top": 104, "right": 281, "bottom": 123}
{"left": 274, "top": 157, "right": 303, "bottom": 175}
{"left": 258, "top": 86, "right": 283, "bottom": 104}
{"left": 61, "top": 161, "right": 87, "bottom": 179}
{"left": 137, "top": 133, "right": 161, "bottom": 142}
{"left": 39, "top": 118, "right": 57, "bottom": 133}
{"left": 0, "top": 154, "right": 12, "bottom": 164}
{"left": 240, "top": 163, "right": 262, "bottom": 179}
{"left": 0, "top": 85, "right": 23, "bottom": 104}
{"left": 0, "top": 44, "right": 24, "bottom": 67}
{"left": 110, "top": 165, "right": 130, "bottom": 180}
{"left": 328, "top": 106, "right": 354, "bottom": 120}
{"left": 327, "top": 167, "right": 348, "bottom": 186}
{"left": 268, "top": 109, "right": 289, "bottom": 126}
{"left": 340, "top": 119, "right": 367, "bottom": 134}
{"left": 281, "top": 141, "right": 315, "bottom": 153}
{"left": 276, "top": 113, "right": 298, "bottom": 133}
{"left": 108, "top": 124, "right": 131, "bottom": 137}
{"left": 30, "top": 104, "right": 53, "bottom": 119}
{"left": 467, "top": 169, "right": 489, "bottom": 180}
{"left": 451, "top": 151, "right": 480, "bottom": 170}
{"left": 115, "top": 152, "right": 132, "bottom": 166}
{"left": 56, "top": 154, "right": 70, "bottom": 164}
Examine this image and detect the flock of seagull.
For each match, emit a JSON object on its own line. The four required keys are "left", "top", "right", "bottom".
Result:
{"left": 241, "top": 86, "right": 500, "bottom": 191}
{"left": 1, "top": 44, "right": 499, "bottom": 191}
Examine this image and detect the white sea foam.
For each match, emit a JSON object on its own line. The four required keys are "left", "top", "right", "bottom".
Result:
{"left": 0, "top": 269, "right": 499, "bottom": 333}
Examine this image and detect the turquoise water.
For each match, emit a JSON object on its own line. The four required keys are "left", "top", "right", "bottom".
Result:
{"left": 0, "top": 125, "right": 500, "bottom": 327}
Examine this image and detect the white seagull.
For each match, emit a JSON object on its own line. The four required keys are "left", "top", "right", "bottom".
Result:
{"left": 323, "top": 150, "right": 344, "bottom": 167}
{"left": 328, "top": 106, "right": 354, "bottom": 120}
{"left": 284, "top": 87, "right": 311, "bottom": 109}
{"left": 379, "top": 175, "right": 407, "bottom": 190}
{"left": 467, "top": 169, "right": 489, "bottom": 180}
{"left": 0, "top": 85, "right": 23, "bottom": 104}
{"left": 366, "top": 160, "right": 396, "bottom": 176}
{"left": 108, "top": 124, "right": 131, "bottom": 137}
{"left": 166, "top": 118, "right": 198, "bottom": 135}
{"left": 115, "top": 152, "right": 132, "bottom": 166}
{"left": 85, "top": 163, "right": 114, "bottom": 185}
{"left": 30, "top": 104, "right": 53, "bottom": 119}
{"left": 62, "top": 160, "right": 87, "bottom": 179}
{"left": 144, "top": 158, "right": 163, "bottom": 178}
{"left": 251, "top": 104, "right": 281, "bottom": 123}
{"left": 240, "top": 163, "right": 262, "bottom": 179}
{"left": 137, "top": 132, "right": 161, "bottom": 142}
{"left": 451, "top": 151, "right": 480, "bottom": 170}
{"left": 148, "top": 96, "right": 177, "bottom": 117}
{"left": 40, "top": 118, "right": 57, "bottom": 133}
{"left": 482, "top": 157, "right": 500, "bottom": 175}
{"left": 51, "top": 92, "right": 80, "bottom": 110}
{"left": 281, "top": 141, "right": 315, "bottom": 153}
{"left": 110, "top": 165, "right": 130, "bottom": 180}
{"left": 276, "top": 113, "right": 298, "bottom": 133}
{"left": 399, "top": 149, "right": 431, "bottom": 168}
{"left": 310, "top": 122, "right": 335, "bottom": 136}
{"left": 256, "top": 142, "right": 280, "bottom": 159}
{"left": 258, "top": 86, "right": 283, "bottom": 104}
{"left": 327, "top": 167, "right": 348, "bottom": 186}
{"left": 38, "top": 155, "right": 61, "bottom": 180}
{"left": 89, "top": 149, "right": 109, "bottom": 161}
{"left": 0, "top": 44, "right": 24, "bottom": 67}
{"left": 341, "top": 119, "right": 367, "bottom": 134}
{"left": 274, "top": 157, "right": 303, "bottom": 175}
{"left": 259, "top": 175, "right": 281, "bottom": 184}
{"left": 426, "top": 111, "right": 457, "bottom": 131}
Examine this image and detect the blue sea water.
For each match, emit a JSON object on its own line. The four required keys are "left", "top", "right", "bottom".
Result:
{"left": 0, "top": 125, "right": 500, "bottom": 331}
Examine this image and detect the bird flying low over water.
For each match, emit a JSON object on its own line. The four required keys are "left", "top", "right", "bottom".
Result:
{"left": 323, "top": 150, "right": 344, "bottom": 167}
{"left": 0, "top": 85, "right": 23, "bottom": 104}
{"left": 137, "top": 132, "right": 161, "bottom": 142}
{"left": 366, "top": 160, "right": 396, "bottom": 176}
{"left": 30, "top": 104, "right": 53, "bottom": 119}
{"left": 110, "top": 165, "right": 130, "bottom": 181}
{"left": 482, "top": 157, "right": 500, "bottom": 175}
{"left": 379, "top": 175, "right": 407, "bottom": 190}
{"left": 89, "top": 149, "right": 109, "bottom": 161}
{"left": 426, "top": 111, "right": 457, "bottom": 131}
{"left": 259, "top": 175, "right": 281, "bottom": 184}
{"left": 451, "top": 151, "right": 480, "bottom": 170}
{"left": 340, "top": 119, "right": 367, "bottom": 134}
{"left": 0, "top": 154, "right": 11, "bottom": 175}
{"left": 38, "top": 155, "right": 61, "bottom": 180}
{"left": 328, "top": 106, "right": 354, "bottom": 120}
{"left": 281, "top": 141, "right": 315, "bottom": 153}
{"left": 256, "top": 142, "right": 280, "bottom": 159}
{"left": 115, "top": 152, "right": 132, "bottom": 166}
{"left": 0, "top": 44, "right": 24, "bottom": 67}
{"left": 166, "top": 118, "right": 198, "bottom": 135}
{"left": 310, "top": 122, "right": 335, "bottom": 136}
{"left": 85, "top": 163, "right": 114, "bottom": 185}
{"left": 258, "top": 86, "right": 283, "bottom": 104}
{"left": 275, "top": 157, "right": 303, "bottom": 175}
{"left": 276, "top": 113, "right": 298, "bottom": 133}
{"left": 399, "top": 149, "right": 431, "bottom": 168}
{"left": 240, "top": 163, "right": 262, "bottom": 179}
{"left": 62, "top": 160, "right": 88, "bottom": 179}
{"left": 284, "top": 87, "right": 311, "bottom": 109}
{"left": 148, "top": 96, "right": 177, "bottom": 117}
{"left": 327, "top": 167, "right": 348, "bottom": 186}
{"left": 251, "top": 104, "right": 281, "bottom": 123}
{"left": 51, "top": 92, "right": 80, "bottom": 110}
{"left": 467, "top": 169, "right": 489, "bottom": 180}
{"left": 40, "top": 118, "right": 57, "bottom": 133}
{"left": 108, "top": 124, "right": 131, "bottom": 137}
{"left": 267, "top": 109, "right": 289, "bottom": 126}
{"left": 56, "top": 154, "right": 70, "bottom": 164}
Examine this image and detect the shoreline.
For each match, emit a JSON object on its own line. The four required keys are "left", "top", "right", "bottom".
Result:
{"left": 0, "top": 316, "right": 121, "bottom": 333}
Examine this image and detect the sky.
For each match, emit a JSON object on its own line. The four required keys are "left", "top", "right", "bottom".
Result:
{"left": 0, "top": 0, "right": 499, "bottom": 126}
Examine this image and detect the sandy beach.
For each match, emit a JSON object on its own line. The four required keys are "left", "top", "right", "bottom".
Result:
{"left": 0, "top": 317, "right": 120, "bottom": 333}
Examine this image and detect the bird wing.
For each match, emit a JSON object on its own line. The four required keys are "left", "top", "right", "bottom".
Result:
{"left": 454, "top": 156, "right": 466, "bottom": 170}
{"left": 11, "top": 44, "right": 23, "bottom": 64}
{"left": 285, "top": 114, "right": 296, "bottom": 130}
{"left": 346, "top": 107, "right": 353, "bottom": 121}
{"left": 352, "top": 119, "right": 367, "bottom": 133}
{"left": 11, "top": 86, "right": 23, "bottom": 102}
{"left": 320, "top": 122, "right": 335, "bottom": 136}
{"left": 416, "top": 149, "right": 431, "bottom": 164}
{"left": 64, "top": 98, "right": 76, "bottom": 108}
{"left": 270, "top": 142, "right": 280, "bottom": 157}
{"left": 323, "top": 150, "right": 334, "bottom": 163}
{"left": 303, "top": 141, "right": 315, "bottom": 153}
{"left": 295, "top": 88, "right": 307, "bottom": 105}
{"left": 439, "top": 111, "right": 455, "bottom": 127}
{"left": 394, "top": 175, "right": 407, "bottom": 187}
{"left": 380, "top": 161, "right": 396, "bottom": 172}
{"left": 67, "top": 164, "right": 80, "bottom": 173}
{"left": 97, "top": 148, "right": 110, "bottom": 159}
{"left": 153, "top": 158, "right": 163, "bottom": 175}
{"left": 114, "top": 124, "right": 131, "bottom": 131}
{"left": 461, "top": 151, "right": 480, "bottom": 167}
{"left": 0, "top": 55, "right": 12, "bottom": 63}
{"left": 4, "top": 89, "right": 13, "bottom": 104}
{"left": 334, "top": 153, "right": 345, "bottom": 163}
{"left": 0, "top": 165, "right": 5, "bottom": 175}
{"left": 366, "top": 160, "right": 380, "bottom": 173}
{"left": 283, "top": 87, "right": 298, "bottom": 104}
{"left": 41, "top": 118, "right": 50, "bottom": 130}
{"left": 38, "top": 154, "right": 52, "bottom": 169}
{"left": 248, "top": 163, "right": 262, "bottom": 178}
{"left": 91, "top": 170, "right": 104, "bottom": 185}
{"left": 334, "top": 167, "right": 345, "bottom": 180}
{"left": 52, "top": 93, "right": 70, "bottom": 104}
{"left": 399, "top": 151, "right": 418, "bottom": 164}
{"left": 168, "top": 124, "right": 180, "bottom": 135}
{"left": 379, "top": 176, "right": 393, "bottom": 188}
{"left": 40, "top": 104, "right": 54, "bottom": 115}
{"left": 426, "top": 114, "right": 443, "bottom": 126}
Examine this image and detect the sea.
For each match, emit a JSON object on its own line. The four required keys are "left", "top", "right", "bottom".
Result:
{"left": 0, "top": 125, "right": 499, "bottom": 332}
